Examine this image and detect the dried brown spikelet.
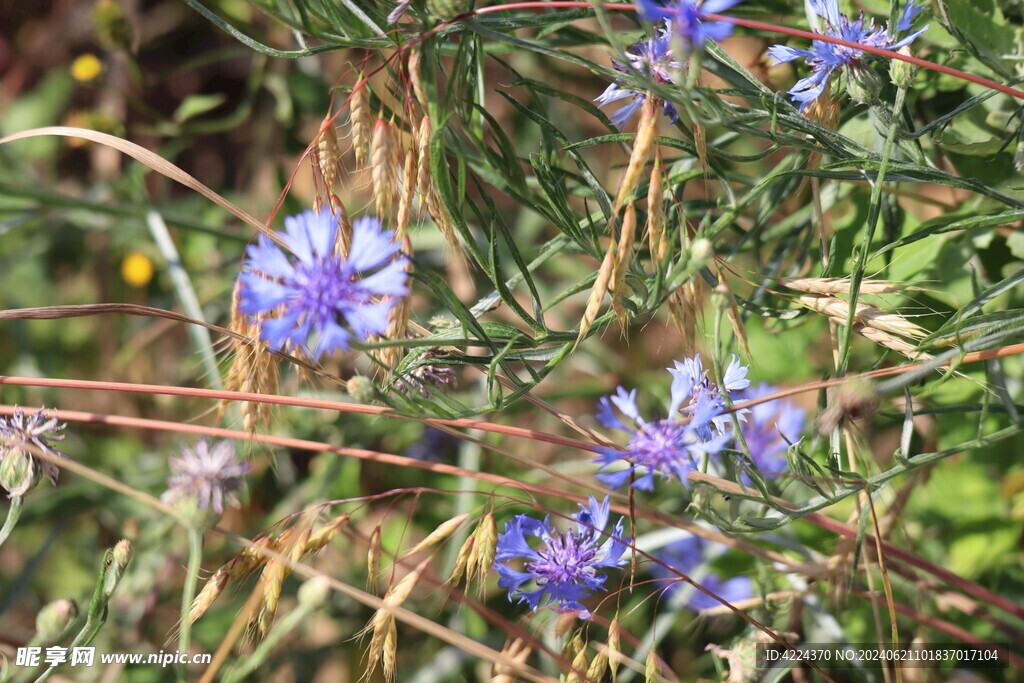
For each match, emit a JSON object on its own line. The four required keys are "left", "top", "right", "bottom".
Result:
{"left": 491, "top": 637, "right": 531, "bottom": 682}
{"left": 693, "top": 121, "right": 709, "bottom": 173}
{"left": 363, "top": 610, "right": 394, "bottom": 682}
{"left": 718, "top": 281, "right": 752, "bottom": 358}
{"left": 645, "top": 648, "right": 661, "bottom": 683}
{"left": 471, "top": 513, "right": 497, "bottom": 588}
{"left": 305, "top": 513, "right": 350, "bottom": 554}
{"left": 607, "top": 618, "right": 622, "bottom": 680}
{"left": 797, "top": 295, "right": 926, "bottom": 341}
{"left": 416, "top": 116, "right": 433, "bottom": 209}
{"left": 401, "top": 512, "right": 470, "bottom": 559}
{"left": 448, "top": 533, "right": 475, "bottom": 585}
{"left": 425, "top": 186, "right": 469, "bottom": 271}
{"left": 316, "top": 117, "right": 343, "bottom": 207}
{"left": 220, "top": 281, "right": 280, "bottom": 433}
{"left": 853, "top": 322, "right": 933, "bottom": 360}
{"left": 778, "top": 276, "right": 903, "bottom": 295}
{"left": 612, "top": 96, "right": 657, "bottom": 215}
{"left": 251, "top": 527, "right": 311, "bottom": 641}
{"left": 350, "top": 79, "right": 372, "bottom": 167}
{"left": 396, "top": 147, "right": 418, "bottom": 237}
{"left": 667, "top": 280, "right": 705, "bottom": 358}
{"left": 384, "top": 557, "right": 430, "bottom": 609}
{"left": 575, "top": 247, "right": 616, "bottom": 350}
{"left": 646, "top": 157, "right": 667, "bottom": 266}
{"left": 611, "top": 203, "right": 638, "bottom": 330}
{"left": 409, "top": 49, "right": 429, "bottom": 112}
{"left": 372, "top": 117, "right": 399, "bottom": 220}
{"left": 588, "top": 647, "right": 609, "bottom": 682}
{"left": 567, "top": 647, "right": 589, "bottom": 683}
{"left": 382, "top": 615, "right": 398, "bottom": 682}
{"left": 189, "top": 535, "right": 275, "bottom": 623}
{"left": 367, "top": 524, "right": 383, "bottom": 592}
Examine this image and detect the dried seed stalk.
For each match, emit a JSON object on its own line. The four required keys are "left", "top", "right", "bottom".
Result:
{"left": 220, "top": 281, "right": 279, "bottom": 433}
{"left": 574, "top": 247, "right": 616, "bottom": 350}
{"left": 779, "top": 276, "right": 903, "bottom": 295}
{"left": 611, "top": 203, "right": 638, "bottom": 330}
{"left": 645, "top": 156, "right": 667, "bottom": 265}
{"left": 371, "top": 118, "right": 399, "bottom": 220}
{"left": 367, "top": 525, "right": 382, "bottom": 592}
{"left": 401, "top": 512, "right": 469, "bottom": 559}
{"left": 250, "top": 527, "right": 311, "bottom": 641}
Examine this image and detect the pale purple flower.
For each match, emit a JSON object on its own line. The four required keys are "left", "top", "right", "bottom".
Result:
{"left": 594, "top": 379, "right": 731, "bottom": 491}
{"left": 164, "top": 440, "right": 250, "bottom": 515}
{"left": 239, "top": 209, "right": 409, "bottom": 360}
{"left": 638, "top": 0, "right": 743, "bottom": 53}
{"left": 493, "top": 496, "right": 629, "bottom": 619}
{"left": 767, "top": 0, "right": 927, "bottom": 110}
{"left": 0, "top": 408, "right": 68, "bottom": 497}
{"left": 653, "top": 535, "right": 753, "bottom": 611}
{"left": 668, "top": 353, "right": 750, "bottom": 434}
{"left": 595, "top": 27, "right": 683, "bottom": 128}
{"left": 737, "top": 383, "right": 805, "bottom": 478}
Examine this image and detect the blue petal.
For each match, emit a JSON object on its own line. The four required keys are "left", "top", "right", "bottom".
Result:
{"left": 348, "top": 216, "right": 402, "bottom": 271}
{"left": 596, "top": 468, "right": 634, "bottom": 490}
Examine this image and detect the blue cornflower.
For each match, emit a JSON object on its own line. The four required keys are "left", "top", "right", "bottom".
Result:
{"left": 653, "top": 535, "right": 753, "bottom": 612}
{"left": 594, "top": 378, "right": 732, "bottom": 490}
{"left": 163, "top": 440, "right": 251, "bottom": 516}
{"left": 595, "top": 27, "right": 683, "bottom": 128}
{"left": 637, "top": 0, "right": 743, "bottom": 53}
{"left": 668, "top": 353, "right": 750, "bottom": 434}
{"left": 767, "top": 0, "right": 927, "bottom": 110}
{"left": 494, "top": 496, "right": 629, "bottom": 619}
{"left": 737, "top": 383, "right": 805, "bottom": 478}
{"left": 239, "top": 209, "right": 409, "bottom": 360}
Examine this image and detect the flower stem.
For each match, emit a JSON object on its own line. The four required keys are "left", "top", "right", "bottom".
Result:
{"left": 178, "top": 526, "right": 204, "bottom": 680}
{"left": 0, "top": 495, "right": 23, "bottom": 547}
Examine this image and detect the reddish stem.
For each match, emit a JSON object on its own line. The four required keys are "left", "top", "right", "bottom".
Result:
{"left": 469, "top": 2, "right": 1024, "bottom": 101}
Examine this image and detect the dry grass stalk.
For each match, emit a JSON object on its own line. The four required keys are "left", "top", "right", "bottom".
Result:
{"left": 415, "top": 116, "right": 433, "bottom": 210}
{"left": 779, "top": 276, "right": 903, "bottom": 295}
{"left": 470, "top": 513, "right": 497, "bottom": 592}
{"left": 853, "top": 323, "right": 933, "bottom": 360}
{"left": 611, "top": 203, "right": 638, "bottom": 330}
{"left": 425, "top": 185, "right": 468, "bottom": 271}
{"left": 371, "top": 117, "right": 399, "bottom": 220}
{"left": 382, "top": 615, "right": 398, "bottom": 682}
{"left": 316, "top": 117, "right": 343, "bottom": 208}
{"left": 612, "top": 95, "right": 657, "bottom": 215}
{"left": 574, "top": 247, "right": 616, "bottom": 350}
{"left": 367, "top": 524, "right": 383, "bottom": 593}
{"left": 491, "top": 638, "right": 532, "bottom": 683}
{"left": 350, "top": 78, "right": 372, "bottom": 166}
{"left": 646, "top": 156, "right": 667, "bottom": 265}
{"left": 380, "top": 254, "right": 414, "bottom": 371}
{"left": 363, "top": 609, "right": 394, "bottom": 682}
{"left": 693, "top": 121, "right": 709, "bottom": 174}
{"left": 400, "top": 512, "right": 469, "bottom": 560}
{"left": 219, "top": 281, "right": 280, "bottom": 433}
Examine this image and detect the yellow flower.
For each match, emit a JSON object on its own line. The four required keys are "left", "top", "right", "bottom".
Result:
{"left": 71, "top": 54, "right": 103, "bottom": 82}
{"left": 121, "top": 252, "right": 154, "bottom": 287}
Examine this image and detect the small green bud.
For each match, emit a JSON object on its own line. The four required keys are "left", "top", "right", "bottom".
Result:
{"left": 34, "top": 599, "right": 79, "bottom": 645}
{"left": 889, "top": 47, "right": 918, "bottom": 88}
{"left": 846, "top": 63, "right": 883, "bottom": 106}
{"left": 347, "top": 375, "right": 377, "bottom": 404}
{"left": 297, "top": 576, "right": 332, "bottom": 609}
{"left": 0, "top": 449, "right": 40, "bottom": 497}
{"left": 690, "top": 238, "right": 713, "bottom": 264}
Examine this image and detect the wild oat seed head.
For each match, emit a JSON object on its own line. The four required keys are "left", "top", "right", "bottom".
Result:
{"left": 162, "top": 440, "right": 250, "bottom": 517}
{"left": 0, "top": 408, "right": 69, "bottom": 498}
{"left": 493, "top": 496, "right": 629, "bottom": 619}
{"left": 350, "top": 80, "right": 372, "bottom": 166}
{"left": 239, "top": 209, "right": 409, "bottom": 360}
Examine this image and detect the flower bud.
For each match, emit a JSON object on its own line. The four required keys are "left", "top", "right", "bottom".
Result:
{"left": 34, "top": 599, "right": 79, "bottom": 645}
{"left": 846, "top": 63, "right": 883, "bottom": 106}
{"left": 889, "top": 47, "right": 918, "bottom": 88}
{"left": 347, "top": 375, "right": 377, "bottom": 403}
{"left": 0, "top": 449, "right": 40, "bottom": 497}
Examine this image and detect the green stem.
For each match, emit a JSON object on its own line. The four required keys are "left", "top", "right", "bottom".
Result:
{"left": 0, "top": 496, "right": 23, "bottom": 547}
{"left": 837, "top": 85, "right": 909, "bottom": 376}
{"left": 177, "top": 527, "right": 204, "bottom": 681}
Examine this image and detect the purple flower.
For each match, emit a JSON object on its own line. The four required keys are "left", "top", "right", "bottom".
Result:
{"left": 0, "top": 408, "right": 68, "bottom": 497}
{"left": 767, "top": 0, "right": 927, "bottom": 110}
{"left": 653, "top": 535, "right": 753, "bottom": 612}
{"left": 163, "top": 440, "right": 251, "bottom": 516}
{"left": 595, "top": 27, "right": 683, "bottom": 128}
{"left": 594, "top": 368, "right": 733, "bottom": 490}
{"left": 737, "top": 383, "right": 805, "bottom": 478}
{"left": 637, "top": 0, "right": 743, "bottom": 53}
{"left": 493, "top": 496, "right": 629, "bottom": 618}
{"left": 668, "top": 353, "right": 750, "bottom": 434}
{"left": 239, "top": 209, "right": 409, "bottom": 360}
